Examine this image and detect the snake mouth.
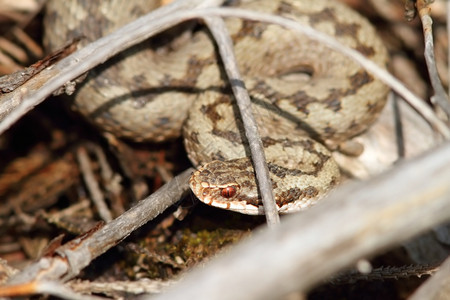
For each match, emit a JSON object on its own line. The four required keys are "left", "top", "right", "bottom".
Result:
{"left": 200, "top": 196, "right": 266, "bottom": 215}
{"left": 196, "top": 194, "right": 315, "bottom": 215}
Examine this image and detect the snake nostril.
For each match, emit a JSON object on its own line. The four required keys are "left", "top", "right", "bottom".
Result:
{"left": 221, "top": 186, "right": 236, "bottom": 198}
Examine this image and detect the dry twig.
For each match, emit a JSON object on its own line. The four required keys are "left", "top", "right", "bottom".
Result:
{"left": 67, "top": 279, "right": 174, "bottom": 296}
{"left": 203, "top": 16, "right": 280, "bottom": 226}
{"left": 448, "top": 0, "right": 450, "bottom": 96}
{"left": 76, "top": 146, "right": 113, "bottom": 222}
{"left": 416, "top": 0, "right": 450, "bottom": 117}
{"left": 0, "top": 280, "right": 107, "bottom": 300}
{"left": 1, "top": 168, "right": 192, "bottom": 289}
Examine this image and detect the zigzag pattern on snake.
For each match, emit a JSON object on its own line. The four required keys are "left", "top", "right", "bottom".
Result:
{"left": 44, "top": 0, "right": 389, "bottom": 215}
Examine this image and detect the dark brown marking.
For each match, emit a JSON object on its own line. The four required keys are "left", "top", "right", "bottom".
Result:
{"left": 291, "top": 91, "right": 317, "bottom": 114}
{"left": 277, "top": 1, "right": 294, "bottom": 14}
{"left": 211, "top": 128, "right": 243, "bottom": 146}
{"left": 324, "top": 126, "right": 337, "bottom": 135}
{"left": 200, "top": 94, "right": 232, "bottom": 123}
{"left": 241, "top": 196, "right": 262, "bottom": 207}
{"left": 253, "top": 80, "right": 316, "bottom": 114}
{"left": 267, "top": 157, "right": 327, "bottom": 178}
{"left": 231, "top": 20, "right": 268, "bottom": 42}
{"left": 320, "top": 70, "right": 374, "bottom": 112}
{"left": 262, "top": 137, "right": 317, "bottom": 152}
{"left": 304, "top": 186, "right": 319, "bottom": 198}
{"left": 335, "top": 23, "right": 360, "bottom": 38}
{"left": 277, "top": 187, "right": 303, "bottom": 206}
{"left": 329, "top": 176, "right": 339, "bottom": 187}
{"left": 307, "top": 7, "right": 377, "bottom": 59}
{"left": 252, "top": 81, "right": 281, "bottom": 104}
{"left": 201, "top": 104, "right": 222, "bottom": 123}
{"left": 185, "top": 56, "right": 215, "bottom": 85}
{"left": 132, "top": 74, "right": 147, "bottom": 86}
{"left": 347, "top": 119, "right": 360, "bottom": 131}
{"left": 163, "top": 56, "right": 215, "bottom": 87}
{"left": 323, "top": 89, "right": 342, "bottom": 112}
{"left": 366, "top": 101, "right": 380, "bottom": 114}
{"left": 308, "top": 8, "right": 336, "bottom": 24}
{"left": 349, "top": 70, "right": 373, "bottom": 88}
{"left": 276, "top": 186, "right": 318, "bottom": 207}
{"left": 356, "top": 45, "right": 376, "bottom": 57}
{"left": 211, "top": 150, "right": 227, "bottom": 162}
{"left": 188, "top": 131, "right": 200, "bottom": 145}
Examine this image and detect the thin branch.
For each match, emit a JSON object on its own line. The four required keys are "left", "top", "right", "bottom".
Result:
{"left": 0, "top": 280, "right": 107, "bottom": 300}
{"left": 149, "top": 141, "right": 450, "bottom": 300}
{"left": 329, "top": 264, "right": 439, "bottom": 284}
{"left": 76, "top": 146, "right": 113, "bottom": 222}
{"left": 417, "top": 0, "right": 450, "bottom": 117}
{"left": 67, "top": 279, "right": 174, "bottom": 296}
{"left": 37, "top": 281, "right": 108, "bottom": 300}
{"left": 203, "top": 16, "right": 280, "bottom": 226}
{"left": 392, "top": 94, "right": 406, "bottom": 158}
{"left": 447, "top": 0, "right": 450, "bottom": 96}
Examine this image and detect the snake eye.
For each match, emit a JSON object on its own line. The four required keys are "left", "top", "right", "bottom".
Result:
{"left": 221, "top": 186, "right": 236, "bottom": 198}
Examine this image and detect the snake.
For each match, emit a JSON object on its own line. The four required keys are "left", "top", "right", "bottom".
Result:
{"left": 44, "top": 0, "right": 389, "bottom": 215}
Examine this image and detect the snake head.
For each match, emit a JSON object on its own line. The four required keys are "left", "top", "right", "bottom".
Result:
{"left": 189, "top": 151, "right": 340, "bottom": 215}
{"left": 189, "top": 159, "right": 266, "bottom": 215}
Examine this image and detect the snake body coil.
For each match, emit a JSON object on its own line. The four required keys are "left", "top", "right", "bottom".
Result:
{"left": 44, "top": 0, "right": 389, "bottom": 214}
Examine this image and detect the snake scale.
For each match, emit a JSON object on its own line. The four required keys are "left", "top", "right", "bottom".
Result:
{"left": 44, "top": 0, "right": 389, "bottom": 215}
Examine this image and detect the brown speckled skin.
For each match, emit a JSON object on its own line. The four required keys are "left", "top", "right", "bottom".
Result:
{"left": 44, "top": 0, "right": 389, "bottom": 214}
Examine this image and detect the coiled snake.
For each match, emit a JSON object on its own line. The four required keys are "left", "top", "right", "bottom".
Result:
{"left": 44, "top": 0, "right": 389, "bottom": 214}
